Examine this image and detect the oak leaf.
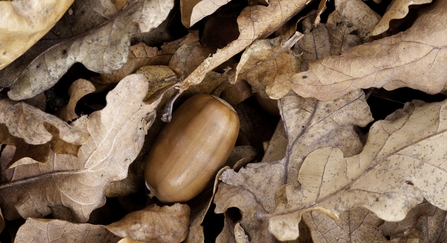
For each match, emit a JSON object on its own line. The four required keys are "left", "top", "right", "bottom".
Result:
{"left": 2, "top": 0, "right": 174, "bottom": 100}
{"left": 291, "top": 0, "right": 447, "bottom": 101}
{"left": 214, "top": 90, "right": 372, "bottom": 242}
{"left": 14, "top": 203, "right": 190, "bottom": 243}
{"left": 0, "top": 0, "right": 73, "bottom": 70}
{"left": 268, "top": 99, "right": 447, "bottom": 240}
{"left": 0, "top": 74, "right": 164, "bottom": 222}
{"left": 180, "top": 0, "right": 310, "bottom": 90}
{"left": 0, "top": 99, "right": 89, "bottom": 166}
{"left": 371, "top": 0, "right": 432, "bottom": 36}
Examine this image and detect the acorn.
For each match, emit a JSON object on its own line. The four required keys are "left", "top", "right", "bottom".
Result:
{"left": 144, "top": 94, "right": 240, "bottom": 203}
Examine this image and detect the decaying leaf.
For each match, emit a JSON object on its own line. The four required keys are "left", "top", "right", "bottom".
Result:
{"left": 290, "top": 0, "right": 447, "bottom": 101}
{"left": 214, "top": 90, "right": 372, "bottom": 242}
{"left": 14, "top": 203, "right": 190, "bottom": 243}
{"left": 268, "top": 99, "right": 447, "bottom": 240}
{"left": 3, "top": 0, "right": 174, "bottom": 100}
{"left": 59, "top": 78, "right": 97, "bottom": 122}
{"left": 0, "top": 0, "right": 74, "bottom": 70}
{"left": 0, "top": 74, "right": 166, "bottom": 222}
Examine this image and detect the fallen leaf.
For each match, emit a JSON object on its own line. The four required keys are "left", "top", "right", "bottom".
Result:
{"left": 59, "top": 79, "right": 97, "bottom": 122}
{"left": 0, "top": 0, "right": 73, "bottom": 70}
{"left": 0, "top": 74, "right": 166, "bottom": 222}
{"left": 3, "top": 0, "right": 174, "bottom": 100}
{"left": 371, "top": 0, "right": 432, "bottom": 36}
{"left": 333, "top": 0, "right": 380, "bottom": 39}
{"left": 0, "top": 99, "right": 89, "bottom": 165}
{"left": 180, "top": 0, "right": 310, "bottom": 90}
{"left": 214, "top": 90, "right": 372, "bottom": 242}
{"left": 291, "top": 0, "right": 447, "bottom": 101}
{"left": 181, "top": 0, "right": 234, "bottom": 28}
{"left": 303, "top": 208, "right": 386, "bottom": 242}
{"left": 268, "top": 99, "right": 447, "bottom": 241}
{"left": 14, "top": 203, "right": 190, "bottom": 243}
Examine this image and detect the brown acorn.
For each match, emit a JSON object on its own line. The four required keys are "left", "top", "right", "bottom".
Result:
{"left": 144, "top": 94, "right": 240, "bottom": 203}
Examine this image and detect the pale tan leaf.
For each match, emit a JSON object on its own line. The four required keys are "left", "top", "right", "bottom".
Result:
{"left": 0, "top": 0, "right": 73, "bottom": 70}
{"left": 15, "top": 218, "right": 121, "bottom": 243}
{"left": 379, "top": 202, "right": 446, "bottom": 242}
{"left": 59, "top": 79, "right": 97, "bottom": 122}
{"left": 180, "top": 0, "right": 310, "bottom": 91}
{"left": 0, "top": 74, "right": 167, "bottom": 222}
{"left": 214, "top": 90, "right": 372, "bottom": 242}
{"left": 371, "top": 0, "right": 432, "bottom": 36}
{"left": 4, "top": 0, "right": 174, "bottom": 100}
{"left": 291, "top": 1, "right": 447, "bottom": 101}
{"left": 15, "top": 204, "right": 189, "bottom": 243}
{"left": 106, "top": 204, "right": 190, "bottom": 243}
{"left": 181, "top": 0, "right": 233, "bottom": 28}
{"left": 0, "top": 98, "right": 89, "bottom": 165}
{"left": 99, "top": 42, "right": 162, "bottom": 84}
{"left": 303, "top": 208, "right": 387, "bottom": 242}
{"left": 268, "top": 99, "right": 447, "bottom": 241}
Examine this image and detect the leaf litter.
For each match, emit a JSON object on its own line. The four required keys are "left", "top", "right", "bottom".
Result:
{"left": 1, "top": 0, "right": 447, "bottom": 242}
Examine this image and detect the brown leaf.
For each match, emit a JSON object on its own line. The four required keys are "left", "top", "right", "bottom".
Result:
{"left": 291, "top": 1, "right": 447, "bottom": 101}
{"left": 14, "top": 203, "right": 190, "bottom": 243}
{"left": 0, "top": 74, "right": 166, "bottom": 222}
{"left": 268, "top": 99, "right": 447, "bottom": 241}
{"left": 4, "top": 0, "right": 174, "bottom": 100}
{"left": 0, "top": 0, "right": 73, "bottom": 70}
{"left": 214, "top": 90, "right": 372, "bottom": 242}
{"left": 371, "top": 0, "right": 432, "bottom": 36}
{"left": 180, "top": 0, "right": 310, "bottom": 90}
{"left": 333, "top": 0, "right": 380, "bottom": 39}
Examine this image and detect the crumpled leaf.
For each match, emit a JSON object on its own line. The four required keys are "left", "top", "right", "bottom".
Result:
{"left": 180, "top": 0, "right": 310, "bottom": 91}
{"left": 214, "top": 90, "right": 372, "bottom": 242}
{"left": 0, "top": 0, "right": 74, "bottom": 70}
{"left": 3, "top": 0, "right": 174, "bottom": 100}
{"left": 0, "top": 74, "right": 166, "bottom": 222}
{"left": 371, "top": 0, "right": 432, "bottom": 36}
{"left": 290, "top": 0, "right": 447, "bottom": 101}
{"left": 268, "top": 99, "right": 447, "bottom": 241}
{"left": 0, "top": 99, "right": 89, "bottom": 165}
{"left": 181, "top": 0, "right": 234, "bottom": 28}
{"left": 234, "top": 33, "right": 303, "bottom": 99}
{"left": 14, "top": 203, "right": 190, "bottom": 243}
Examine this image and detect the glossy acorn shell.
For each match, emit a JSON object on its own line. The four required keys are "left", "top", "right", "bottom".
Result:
{"left": 144, "top": 94, "right": 240, "bottom": 203}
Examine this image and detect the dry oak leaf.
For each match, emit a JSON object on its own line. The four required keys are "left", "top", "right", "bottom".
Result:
{"left": 180, "top": 0, "right": 310, "bottom": 91}
{"left": 371, "top": 0, "right": 432, "bottom": 36}
{"left": 180, "top": 0, "right": 233, "bottom": 28}
{"left": 213, "top": 90, "right": 372, "bottom": 242}
{"left": 303, "top": 208, "right": 387, "bottom": 242}
{"left": 234, "top": 34, "right": 303, "bottom": 99}
{"left": 59, "top": 78, "right": 97, "bottom": 122}
{"left": 0, "top": 99, "right": 89, "bottom": 166}
{"left": 14, "top": 203, "right": 190, "bottom": 243}
{"left": 291, "top": 0, "right": 447, "bottom": 101}
{"left": 0, "top": 0, "right": 73, "bottom": 70}
{"left": 3, "top": 0, "right": 174, "bottom": 100}
{"left": 0, "top": 74, "right": 163, "bottom": 222}
{"left": 268, "top": 99, "right": 447, "bottom": 241}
